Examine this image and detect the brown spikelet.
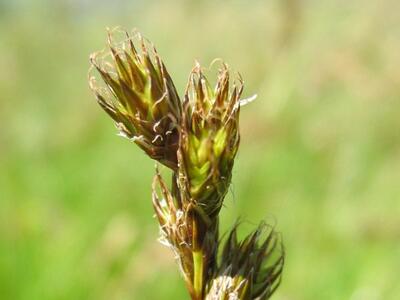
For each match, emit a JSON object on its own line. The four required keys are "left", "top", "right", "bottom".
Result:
{"left": 206, "top": 223, "right": 284, "bottom": 300}
{"left": 89, "top": 29, "right": 181, "bottom": 169}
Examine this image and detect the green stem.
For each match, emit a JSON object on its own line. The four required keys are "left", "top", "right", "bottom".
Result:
{"left": 193, "top": 250, "right": 203, "bottom": 299}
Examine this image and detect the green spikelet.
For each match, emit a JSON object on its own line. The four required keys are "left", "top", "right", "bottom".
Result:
{"left": 178, "top": 63, "right": 243, "bottom": 220}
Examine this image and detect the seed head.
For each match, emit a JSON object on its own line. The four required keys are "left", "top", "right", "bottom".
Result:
{"left": 88, "top": 30, "right": 284, "bottom": 300}
{"left": 178, "top": 63, "right": 243, "bottom": 219}
{"left": 89, "top": 29, "right": 181, "bottom": 169}
{"left": 152, "top": 168, "right": 220, "bottom": 298}
{"left": 206, "top": 223, "right": 284, "bottom": 300}
{"left": 151, "top": 169, "right": 192, "bottom": 274}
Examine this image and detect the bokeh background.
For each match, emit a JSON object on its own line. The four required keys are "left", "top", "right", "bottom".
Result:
{"left": 1, "top": 0, "right": 400, "bottom": 299}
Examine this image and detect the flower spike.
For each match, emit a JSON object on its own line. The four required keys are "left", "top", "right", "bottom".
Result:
{"left": 89, "top": 29, "right": 181, "bottom": 169}
{"left": 178, "top": 63, "right": 243, "bottom": 220}
{"left": 89, "top": 30, "right": 284, "bottom": 300}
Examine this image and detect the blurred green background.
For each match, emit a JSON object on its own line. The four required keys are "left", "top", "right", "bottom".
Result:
{"left": 1, "top": 0, "right": 399, "bottom": 299}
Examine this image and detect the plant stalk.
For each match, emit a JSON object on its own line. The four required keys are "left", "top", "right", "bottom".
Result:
{"left": 193, "top": 250, "right": 204, "bottom": 300}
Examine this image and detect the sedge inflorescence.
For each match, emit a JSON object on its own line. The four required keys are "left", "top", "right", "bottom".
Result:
{"left": 89, "top": 29, "right": 284, "bottom": 300}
